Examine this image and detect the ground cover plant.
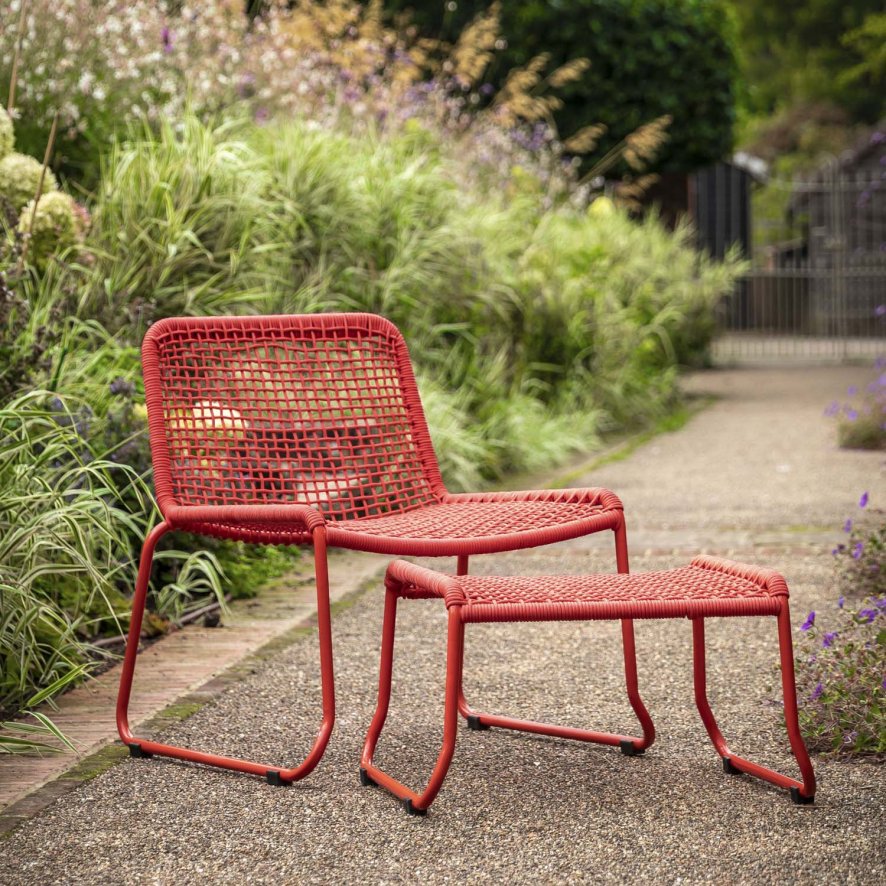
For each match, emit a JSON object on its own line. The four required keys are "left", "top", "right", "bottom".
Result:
{"left": 793, "top": 491, "right": 886, "bottom": 757}
{"left": 823, "top": 355, "right": 886, "bottom": 451}
{"left": 790, "top": 366, "right": 886, "bottom": 759}
{"left": 0, "top": 1, "right": 744, "bottom": 750}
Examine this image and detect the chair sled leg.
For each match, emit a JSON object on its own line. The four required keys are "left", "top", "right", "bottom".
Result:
{"left": 116, "top": 523, "right": 336, "bottom": 785}
{"left": 691, "top": 611, "right": 815, "bottom": 803}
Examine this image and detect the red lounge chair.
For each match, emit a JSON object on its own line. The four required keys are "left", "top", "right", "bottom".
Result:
{"left": 361, "top": 557, "right": 816, "bottom": 814}
{"left": 118, "top": 313, "right": 650, "bottom": 784}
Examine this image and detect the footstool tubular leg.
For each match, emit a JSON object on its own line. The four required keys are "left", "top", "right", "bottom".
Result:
{"left": 776, "top": 603, "right": 816, "bottom": 802}
{"left": 620, "top": 619, "right": 656, "bottom": 753}
{"left": 362, "top": 601, "right": 466, "bottom": 815}
{"left": 691, "top": 618, "right": 731, "bottom": 758}
{"left": 360, "top": 581, "right": 400, "bottom": 777}
{"left": 615, "top": 515, "right": 655, "bottom": 754}
{"left": 691, "top": 613, "right": 816, "bottom": 802}
{"left": 117, "top": 525, "right": 336, "bottom": 784}
{"left": 454, "top": 555, "right": 484, "bottom": 725}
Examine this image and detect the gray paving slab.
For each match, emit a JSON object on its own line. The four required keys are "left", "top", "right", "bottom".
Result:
{"left": 0, "top": 365, "right": 883, "bottom": 884}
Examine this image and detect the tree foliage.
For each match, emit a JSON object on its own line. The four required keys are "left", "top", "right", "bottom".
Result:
{"left": 732, "top": 0, "right": 886, "bottom": 123}
{"left": 386, "top": 0, "right": 739, "bottom": 173}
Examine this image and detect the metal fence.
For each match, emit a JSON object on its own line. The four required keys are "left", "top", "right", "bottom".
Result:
{"left": 710, "top": 160, "right": 886, "bottom": 363}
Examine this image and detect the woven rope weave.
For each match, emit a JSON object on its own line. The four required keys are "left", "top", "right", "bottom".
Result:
{"left": 144, "top": 314, "right": 443, "bottom": 520}
{"left": 393, "top": 557, "right": 787, "bottom": 622}
{"left": 143, "top": 314, "right": 625, "bottom": 556}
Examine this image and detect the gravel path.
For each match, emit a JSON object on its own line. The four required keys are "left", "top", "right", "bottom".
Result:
{"left": 1, "top": 366, "right": 883, "bottom": 884}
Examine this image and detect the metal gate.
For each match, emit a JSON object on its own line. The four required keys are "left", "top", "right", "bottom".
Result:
{"left": 708, "top": 154, "right": 886, "bottom": 363}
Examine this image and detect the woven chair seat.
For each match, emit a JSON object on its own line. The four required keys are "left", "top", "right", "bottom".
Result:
{"left": 174, "top": 495, "right": 620, "bottom": 556}
{"left": 330, "top": 499, "right": 611, "bottom": 555}
{"left": 396, "top": 556, "right": 787, "bottom": 622}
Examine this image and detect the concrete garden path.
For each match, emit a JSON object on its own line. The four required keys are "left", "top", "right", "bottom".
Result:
{"left": 1, "top": 365, "right": 883, "bottom": 884}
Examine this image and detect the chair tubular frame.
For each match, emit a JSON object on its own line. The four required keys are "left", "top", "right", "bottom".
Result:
{"left": 116, "top": 511, "right": 335, "bottom": 785}
{"left": 360, "top": 559, "right": 816, "bottom": 815}
{"left": 119, "top": 313, "right": 640, "bottom": 786}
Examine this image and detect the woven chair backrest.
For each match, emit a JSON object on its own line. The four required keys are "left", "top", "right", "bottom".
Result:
{"left": 142, "top": 314, "right": 445, "bottom": 520}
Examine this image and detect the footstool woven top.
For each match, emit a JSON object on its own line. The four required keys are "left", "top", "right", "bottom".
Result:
{"left": 392, "top": 555, "right": 788, "bottom": 622}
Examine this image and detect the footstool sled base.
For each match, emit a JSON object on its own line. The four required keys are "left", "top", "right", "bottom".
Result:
{"left": 360, "top": 556, "right": 816, "bottom": 815}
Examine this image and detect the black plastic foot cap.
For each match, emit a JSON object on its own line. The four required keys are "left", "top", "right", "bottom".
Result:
{"left": 790, "top": 787, "right": 815, "bottom": 805}
{"left": 266, "top": 771, "right": 288, "bottom": 787}
{"left": 359, "top": 767, "right": 377, "bottom": 787}
{"left": 467, "top": 715, "right": 490, "bottom": 731}
{"left": 404, "top": 799, "right": 427, "bottom": 817}
{"left": 722, "top": 757, "right": 741, "bottom": 775}
{"left": 127, "top": 743, "right": 153, "bottom": 759}
{"left": 619, "top": 740, "right": 644, "bottom": 757}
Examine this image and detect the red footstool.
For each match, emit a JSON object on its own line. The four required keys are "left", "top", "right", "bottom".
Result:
{"left": 360, "top": 556, "right": 816, "bottom": 815}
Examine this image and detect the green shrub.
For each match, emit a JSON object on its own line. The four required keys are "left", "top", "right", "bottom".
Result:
{"left": 17, "top": 191, "right": 82, "bottom": 269}
{"left": 76, "top": 113, "right": 741, "bottom": 486}
{"left": 83, "top": 117, "right": 278, "bottom": 333}
{"left": 0, "top": 151, "right": 57, "bottom": 213}
{"left": 0, "top": 393, "right": 145, "bottom": 717}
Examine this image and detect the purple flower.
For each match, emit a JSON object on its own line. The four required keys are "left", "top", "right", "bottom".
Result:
{"left": 845, "top": 408, "right": 858, "bottom": 422}
{"left": 800, "top": 611, "right": 816, "bottom": 631}
{"left": 859, "top": 491, "right": 869, "bottom": 508}
{"left": 838, "top": 595, "right": 845, "bottom": 609}
{"left": 824, "top": 401, "right": 840, "bottom": 416}
{"left": 810, "top": 682, "right": 824, "bottom": 701}
{"left": 882, "top": 677, "right": 886, "bottom": 691}
{"left": 847, "top": 385, "right": 858, "bottom": 396}
{"left": 843, "top": 518, "right": 853, "bottom": 533}
{"left": 843, "top": 730, "right": 858, "bottom": 745}
{"left": 822, "top": 632, "right": 838, "bottom": 648}
{"left": 109, "top": 377, "right": 134, "bottom": 396}
{"left": 479, "top": 83, "right": 495, "bottom": 97}
{"left": 852, "top": 541, "right": 864, "bottom": 559}
{"left": 857, "top": 608, "right": 877, "bottom": 623}
{"left": 161, "top": 26, "right": 173, "bottom": 53}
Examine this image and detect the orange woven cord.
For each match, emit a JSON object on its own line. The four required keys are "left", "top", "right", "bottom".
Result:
{"left": 689, "top": 554, "right": 788, "bottom": 596}
{"left": 143, "top": 314, "right": 445, "bottom": 524}
{"left": 326, "top": 495, "right": 620, "bottom": 556}
{"left": 393, "top": 560, "right": 787, "bottom": 622}
{"left": 386, "top": 559, "right": 467, "bottom": 608}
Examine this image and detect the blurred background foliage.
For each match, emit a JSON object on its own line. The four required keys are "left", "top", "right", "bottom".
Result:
{"left": 383, "top": 0, "right": 740, "bottom": 174}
